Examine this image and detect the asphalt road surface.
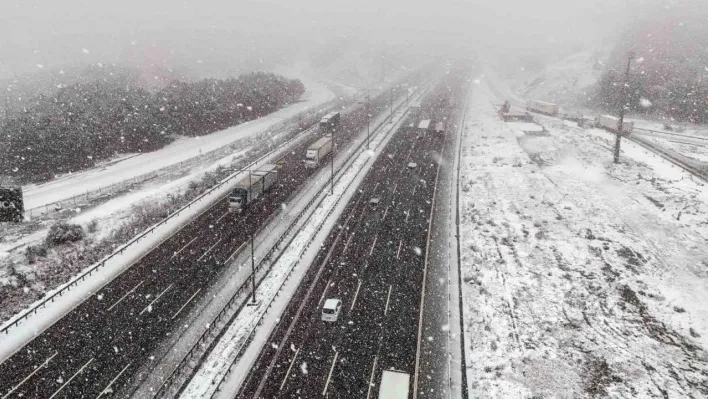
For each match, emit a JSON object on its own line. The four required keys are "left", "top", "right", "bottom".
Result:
{"left": 235, "top": 68, "right": 467, "bottom": 398}
{"left": 0, "top": 77, "right": 420, "bottom": 399}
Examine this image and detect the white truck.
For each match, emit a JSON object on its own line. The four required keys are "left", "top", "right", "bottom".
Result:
{"left": 305, "top": 135, "right": 333, "bottom": 168}
{"left": 595, "top": 114, "right": 634, "bottom": 134}
{"left": 378, "top": 369, "right": 410, "bottom": 399}
{"left": 527, "top": 100, "right": 559, "bottom": 116}
{"left": 418, "top": 119, "right": 431, "bottom": 130}
{"left": 228, "top": 164, "right": 278, "bottom": 213}
{"left": 319, "top": 112, "right": 340, "bottom": 132}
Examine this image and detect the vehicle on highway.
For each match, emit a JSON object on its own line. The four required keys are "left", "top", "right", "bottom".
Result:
{"left": 369, "top": 197, "right": 380, "bottom": 207}
{"left": 321, "top": 298, "right": 342, "bottom": 322}
{"left": 378, "top": 369, "right": 410, "bottom": 399}
{"left": 305, "top": 134, "right": 333, "bottom": 168}
{"left": 595, "top": 114, "right": 634, "bottom": 135}
{"left": 417, "top": 119, "right": 431, "bottom": 130}
{"left": 527, "top": 99, "right": 559, "bottom": 116}
{"left": 228, "top": 164, "right": 278, "bottom": 213}
{"left": 434, "top": 122, "right": 445, "bottom": 133}
{"left": 407, "top": 162, "right": 418, "bottom": 169}
{"left": 410, "top": 101, "right": 421, "bottom": 116}
{"left": 319, "top": 111, "right": 341, "bottom": 132}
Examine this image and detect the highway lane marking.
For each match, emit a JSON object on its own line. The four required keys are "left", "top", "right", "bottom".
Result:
{"left": 107, "top": 281, "right": 144, "bottom": 312}
{"left": 366, "top": 355, "right": 379, "bottom": 399}
{"left": 172, "top": 237, "right": 197, "bottom": 259}
{"left": 279, "top": 348, "right": 300, "bottom": 392}
{"left": 322, "top": 351, "right": 339, "bottom": 396}
{"left": 396, "top": 240, "right": 403, "bottom": 259}
{"left": 171, "top": 288, "right": 202, "bottom": 320}
{"left": 372, "top": 182, "right": 380, "bottom": 193}
{"left": 139, "top": 283, "right": 173, "bottom": 316}
{"left": 343, "top": 232, "right": 356, "bottom": 254}
{"left": 318, "top": 279, "right": 332, "bottom": 306}
{"left": 392, "top": 182, "right": 398, "bottom": 195}
{"left": 405, "top": 208, "right": 411, "bottom": 223}
{"left": 382, "top": 205, "right": 389, "bottom": 221}
{"left": 95, "top": 363, "right": 131, "bottom": 398}
{"left": 48, "top": 357, "right": 94, "bottom": 399}
{"left": 412, "top": 185, "right": 417, "bottom": 196}
{"left": 225, "top": 240, "right": 248, "bottom": 265}
{"left": 1, "top": 351, "right": 58, "bottom": 399}
{"left": 350, "top": 279, "right": 362, "bottom": 311}
{"left": 216, "top": 210, "right": 231, "bottom": 223}
{"left": 369, "top": 235, "right": 378, "bottom": 256}
{"left": 197, "top": 238, "right": 222, "bottom": 262}
{"left": 384, "top": 285, "right": 393, "bottom": 316}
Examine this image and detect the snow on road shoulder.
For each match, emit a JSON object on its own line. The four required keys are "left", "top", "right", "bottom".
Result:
{"left": 460, "top": 80, "right": 708, "bottom": 398}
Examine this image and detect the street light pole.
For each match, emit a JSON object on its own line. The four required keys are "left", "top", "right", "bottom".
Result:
{"left": 614, "top": 51, "right": 635, "bottom": 164}
{"left": 330, "top": 126, "right": 335, "bottom": 195}
{"left": 367, "top": 91, "right": 371, "bottom": 149}
{"left": 250, "top": 234, "right": 256, "bottom": 303}
{"left": 389, "top": 87, "right": 393, "bottom": 122}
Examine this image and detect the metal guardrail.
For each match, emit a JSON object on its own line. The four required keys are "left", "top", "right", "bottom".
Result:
{"left": 0, "top": 113, "right": 329, "bottom": 336}
{"left": 152, "top": 83, "right": 426, "bottom": 399}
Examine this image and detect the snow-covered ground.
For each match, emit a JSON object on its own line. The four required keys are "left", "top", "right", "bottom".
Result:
{"left": 20, "top": 70, "right": 334, "bottom": 211}
{"left": 460, "top": 80, "right": 708, "bottom": 398}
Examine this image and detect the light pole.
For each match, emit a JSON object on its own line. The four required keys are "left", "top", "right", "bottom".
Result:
{"left": 330, "top": 126, "right": 335, "bottom": 195}
{"left": 366, "top": 91, "right": 371, "bottom": 148}
{"left": 249, "top": 234, "right": 256, "bottom": 303}
{"left": 614, "top": 51, "right": 635, "bottom": 164}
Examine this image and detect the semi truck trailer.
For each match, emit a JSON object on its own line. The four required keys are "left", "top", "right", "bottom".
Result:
{"left": 305, "top": 135, "right": 333, "bottom": 168}
{"left": 319, "top": 112, "right": 340, "bottom": 132}
{"left": 228, "top": 164, "right": 278, "bottom": 212}
{"left": 595, "top": 114, "right": 634, "bottom": 134}
{"left": 527, "top": 100, "right": 559, "bottom": 116}
{"left": 378, "top": 370, "right": 410, "bottom": 399}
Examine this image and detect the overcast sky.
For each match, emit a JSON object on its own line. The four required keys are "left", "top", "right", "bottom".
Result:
{"left": 0, "top": 0, "right": 684, "bottom": 79}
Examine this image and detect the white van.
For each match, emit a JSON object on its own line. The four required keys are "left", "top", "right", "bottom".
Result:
{"left": 322, "top": 298, "right": 342, "bottom": 322}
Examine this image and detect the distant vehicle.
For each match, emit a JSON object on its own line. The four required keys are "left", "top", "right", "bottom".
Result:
{"left": 378, "top": 369, "right": 410, "bottom": 399}
{"left": 369, "top": 197, "right": 380, "bottom": 207}
{"left": 417, "top": 119, "right": 431, "bottom": 130}
{"left": 228, "top": 164, "right": 278, "bottom": 213}
{"left": 407, "top": 162, "right": 418, "bottom": 169}
{"left": 527, "top": 100, "right": 559, "bottom": 116}
{"left": 322, "top": 298, "right": 342, "bottom": 322}
{"left": 434, "top": 122, "right": 445, "bottom": 133}
{"left": 595, "top": 114, "right": 634, "bottom": 134}
{"left": 305, "top": 135, "right": 333, "bottom": 168}
{"left": 320, "top": 112, "right": 341, "bottom": 132}
{"left": 0, "top": 186, "right": 24, "bottom": 223}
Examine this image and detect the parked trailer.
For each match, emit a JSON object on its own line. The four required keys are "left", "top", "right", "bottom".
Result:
{"left": 228, "top": 164, "right": 278, "bottom": 212}
{"left": 305, "top": 134, "right": 333, "bottom": 168}
{"left": 595, "top": 114, "right": 634, "bottom": 134}
{"left": 434, "top": 122, "right": 445, "bottom": 133}
{"left": 378, "top": 370, "right": 410, "bottom": 399}
{"left": 418, "top": 119, "right": 431, "bottom": 130}
{"left": 320, "top": 112, "right": 340, "bottom": 132}
{"left": 527, "top": 100, "right": 559, "bottom": 116}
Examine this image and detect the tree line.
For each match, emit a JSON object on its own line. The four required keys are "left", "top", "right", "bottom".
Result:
{"left": 0, "top": 71, "right": 305, "bottom": 182}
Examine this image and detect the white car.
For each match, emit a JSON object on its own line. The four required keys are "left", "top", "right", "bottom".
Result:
{"left": 407, "top": 162, "right": 418, "bottom": 169}
{"left": 322, "top": 298, "right": 342, "bottom": 322}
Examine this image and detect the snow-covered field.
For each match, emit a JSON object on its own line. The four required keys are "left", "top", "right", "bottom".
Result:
{"left": 460, "top": 80, "right": 708, "bottom": 398}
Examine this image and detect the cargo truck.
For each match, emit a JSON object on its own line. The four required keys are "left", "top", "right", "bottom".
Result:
{"left": 228, "top": 164, "right": 278, "bottom": 213}
{"left": 527, "top": 100, "right": 559, "bottom": 116}
{"left": 305, "top": 135, "right": 333, "bottom": 168}
{"left": 378, "top": 369, "right": 410, "bottom": 399}
{"left": 595, "top": 114, "right": 634, "bottom": 134}
{"left": 320, "top": 112, "right": 340, "bottom": 132}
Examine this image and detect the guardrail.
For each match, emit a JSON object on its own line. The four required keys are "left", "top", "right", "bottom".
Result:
{"left": 0, "top": 113, "right": 329, "bottom": 336}
{"left": 152, "top": 83, "right": 426, "bottom": 399}
{"left": 628, "top": 134, "right": 708, "bottom": 183}
{"left": 22, "top": 99, "right": 344, "bottom": 219}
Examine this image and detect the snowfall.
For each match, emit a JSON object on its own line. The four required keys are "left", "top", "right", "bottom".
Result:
{"left": 459, "top": 79, "right": 708, "bottom": 397}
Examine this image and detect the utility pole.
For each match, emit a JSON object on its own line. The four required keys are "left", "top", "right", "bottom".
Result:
{"left": 614, "top": 52, "right": 635, "bottom": 164}
{"left": 250, "top": 234, "right": 256, "bottom": 303}
{"left": 389, "top": 87, "right": 393, "bottom": 122}
{"left": 330, "top": 126, "right": 335, "bottom": 195}
{"left": 366, "top": 91, "right": 371, "bottom": 149}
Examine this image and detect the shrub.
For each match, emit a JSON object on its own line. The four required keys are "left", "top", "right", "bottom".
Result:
{"left": 25, "top": 244, "right": 48, "bottom": 264}
{"left": 46, "top": 222, "right": 85, "bottom": 246}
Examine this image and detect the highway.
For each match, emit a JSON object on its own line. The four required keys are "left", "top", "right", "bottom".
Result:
{"left": 236, "top": 67, "right": 467, "bottom": 398}
{"left": 0, "top": 74, "right": 422, "bottom": 399}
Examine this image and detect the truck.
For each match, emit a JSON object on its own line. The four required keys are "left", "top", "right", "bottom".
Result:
{"left": 595, "top": 114, "right": 634, "bottom": 134}
{"left": 378, "top": 369, "right": 410, "bottom": 399}
{"left": 305, "top": 134, "right": 333, "bottom": 168}
{"left": 527, "top": 100, "right": 559, "bottom": 116}
{"left": 418, "top": 119, "right": 431, "bottom": 130}
{"left": 319, "top": 112, "right": 340, "bottom": 132}
{"left": 228, "top": 164, "right": 278, "bottom": 213}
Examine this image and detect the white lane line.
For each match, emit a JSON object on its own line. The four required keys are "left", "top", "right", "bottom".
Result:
{"left": 366, "top": 356, "right": 379, "bottom": 399}
{"left": 372, "top": 182, "right": 380, "bottom": 193}
{"left": 318, "top": 279, "right": 332, "bottom": 306}
{"left": 1, "top": 351, "right": 58, "bottom": 399}
{"left": 107, "top": 281, "right": 144, "bottom": 312}
{"left": 412, "top": 185, "right": 417, "bottom": 195}
{"left": 172, "top": 237, "right": 197, "bottom": 259}
{"left": 225, "top": 240, "right": 248, "bottom": 265}
{"left": 49, "top": 357, "right": 94, "bottom": 399}
{"left": 343, "top": 232, "right": 356, "bottom": 254}
{"left": 405, "top": 208, "right": 411, "bottom": 223}
{"left": 216, "top": 210, "right": 231, "bottom": 223}
{"left": 369, "top": 235, "right": 378, "bottom": 256}
{"left": 384, "top": 285, "right": 393, "bottom": 316}
{"left": 396, "top": 240, "right": 403, "bottom": 260}
{"left": 351, "top": 279, "right": 363, "bottom": 311}
{"left": 279, "top": 348, "right": 300, "bottom": 392}
{"left": 198, "top": 238, "right": 222, "bottom": 262}
{"left": 322, "top": 351, "right": 339, "bottom": 396}
{"left": 95, "top": 363, "right": 131, "bottom": 398}
{"left": 171, "top": 288, "right": 202, "bottom": 320}
{"left": 392, "top": 182, "right": 398, "bottom": 195}
{"left": 382, "top": 205, "right": 389, "bottom": 221}
{"left": 139, "top": 284, "right": 173, "bottom": 316}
